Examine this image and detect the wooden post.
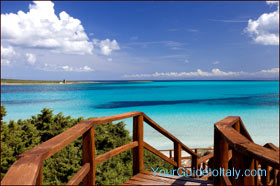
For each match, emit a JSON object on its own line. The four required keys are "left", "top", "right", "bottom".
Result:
{"left": 254, "top": 160, "right": 259, "bottom": 185}
{"left": 82, "top": 127, "right": 95, "bottom": 185}
{"left": 232, "top": 150, "right": 254, "bottom": 185}
{"left": 261, "top": 165, "right": 270, "bottom": 185}
{"left": 174, "top": 142, "right": 182, "bottom": 175}
{"left": 133, "top": 115, "right": 144, "bottom": 175}
{"left": 169, "top": 150, "right": 172, "bottom": 159}
{"left": 35, "top": 166, "right": 43, "bottom": 185}
{"left": 191, "top": 154, "right": 198, "bottom": 177}
{"left": 213, "top": 127, "right": 229, "bottom": 185}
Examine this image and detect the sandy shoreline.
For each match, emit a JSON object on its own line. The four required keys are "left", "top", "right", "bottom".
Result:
{"left": 1, "top": 82, "right": 97, "bottom": 85}
{"left": 1, "top": 81, "right": 153, "bottom": 85}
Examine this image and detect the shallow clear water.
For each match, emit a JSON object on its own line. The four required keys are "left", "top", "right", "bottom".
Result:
{"left": 1, "top": 81, "right": 279, "bottom": 149}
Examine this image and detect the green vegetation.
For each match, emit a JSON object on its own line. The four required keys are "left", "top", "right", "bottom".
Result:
{"left": 1, "top": 106, "right": 172, "bottom": 185}
{"left": 1, "top": 79, "right": 95, "bottom": 84}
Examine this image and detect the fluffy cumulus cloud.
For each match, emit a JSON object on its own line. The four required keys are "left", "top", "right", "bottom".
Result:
{"left": 93, "top": 39, "right": 120, "bottom": 55}
{"left": 123, "top": 68, "right": 279, "bottom": 79}
{"left": 1, "top": 1, "right": 93, "bottom": 55}
{"left": 124, "top": 69, "right": 242, "bottom": 78}
{"left": 25, "top": 53, "right": 36, "bottom": 64}
{"left": 245, "top": 1, "right": 279, "bottom": 45}
{"left": 1, "top": 46, "right": 16, "bottom": 65}
{"left": 42, "top": 63, "right": 94, "bottom": 72}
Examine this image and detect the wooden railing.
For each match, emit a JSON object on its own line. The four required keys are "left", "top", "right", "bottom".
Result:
{"left": 159, "top": 147, "right": 214, "bottom": 173}
{"left": 1, "top": 111, "right": 199, "bottom": 185}
{"left": 213, "top": 116, "right": 280, "bottom": 185}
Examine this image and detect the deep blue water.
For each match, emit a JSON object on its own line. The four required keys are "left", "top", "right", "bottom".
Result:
{"left": 1, "top": 81, "right": 279, "bottom": 149}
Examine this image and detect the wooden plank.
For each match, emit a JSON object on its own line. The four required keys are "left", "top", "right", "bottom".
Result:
{"left": 143, "top": 113, "right": 198, "bottom": 157}
{"left": 144, "top": 142, "right": 177, "bottom": 167}
{"left": 174, "top": 142, "right": 182, "bottom": 175}
{"left": 198, "top": 152, "right": 214, "bottom": 165}
{"left": 215, "top": 116, "right": 240, "bottom": 127}
{"left": 67, "top": 163, "right": 90, "bottom": 185}
{"left": 1, "top": 155, "right": 43, "bottom": 185}
{"left": 141, "top": 171, "right": 213, "bottom": 184}
{"left": 95, "top": 141, "right": 138, "bottom": 164}
{"left": 122, "top": 171, "right": 213, "bottom": 185}
{"left": 264, "top": 143, "right": 279, "bottom": 152}
{"left": 215, "top": 125, "right": 251, "bottom": 147}
{"left": 91, "top": 111, "right": 143, "bottom": 125}
{"left": 232, "top": 150, "right": 254, "bottom": 185}
{"left": 82, "top": 127, "right": 95, "bottom": 185}
{"left": 133, "top": 115, "right": 144, "bottom": 175}
{"left": 236, "top": 142, "right": 279, "bottom": 169}
{"left": 19, "top": 119, "right": 95, "bottom": 160}
{"left": 19, "top": 112, "right": 143, "bottom": 161}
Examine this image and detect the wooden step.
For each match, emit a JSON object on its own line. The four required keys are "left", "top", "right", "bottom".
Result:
{"left": 122, "top": 171, "right": 213, "bottom": 185}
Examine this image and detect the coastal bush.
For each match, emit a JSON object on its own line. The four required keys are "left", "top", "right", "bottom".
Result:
{"left": 1, "top": 106, "right": 172, "bottom": 185}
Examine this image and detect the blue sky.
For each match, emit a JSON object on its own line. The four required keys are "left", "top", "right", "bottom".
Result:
{"left": 1, "top": 1, "right": 279, "bottom": 80}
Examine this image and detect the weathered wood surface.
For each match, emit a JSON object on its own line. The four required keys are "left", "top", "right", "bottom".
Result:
{"left": 95, "top": 141, "right": 138, "bottom": 164}
{"left": 1, "top": 155, "right": 43, "bottom": 185}
{"left": 82, "top": 127, "right": 95, "bottom": 185}
{"left": 264, "top": 143, "right": 279, "bottom": 152}
{"left": 144, "top": 142, "right": 177, "bottom": 167}
{"left": 67, "top": 163, "right": 90, "bottom": 185}
{"left": 122, "top": 171, "right": 213, "bottom": 185}
{"left": 215, "top": 117, "right": 279, "bottom": 169}
{"left": 18, "top": 112, "right": 143, "bottom": 161}
{"left": 133, "top": 115, "right": 144, "bottom": 175}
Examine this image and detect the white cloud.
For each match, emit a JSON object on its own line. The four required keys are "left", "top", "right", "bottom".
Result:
{"left": 1, "top": 1, "right": 93, "bottom": 55}
{"left": 266, "top": 1, "right": 279, "bottom": 5}
{"left": 1, "top": 46, "right": 16, "bottom": 65}
{"left": 107, "top": 58, "right": 113, "bottom": 62}
{"left": 42, "top": 63, "right": 94, "bottom": 72}
{"left": 184, "top": 59, "right": 189, "bottom": 63}
{"left": 93, "top": 38, "right": 120, "bottom": 55}
{"left": 213, "top": 61, "right": 220, "bottom": 65}
{"left": 123, "top": 68, "right": 279, "bottom": 78}
{"left": 124, "top": 69, "right": 242, "bottom": 78}
{"left": 25, "top": 53, "right": 36, "bottom": 64}
{"left": 260, "top": 67, "right": 279, "bottom": 73}
{"left": 245, "top": 2, "right": 279, "bottom": 45}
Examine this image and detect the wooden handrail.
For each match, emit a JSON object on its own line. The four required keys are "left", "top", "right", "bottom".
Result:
{"left": 143, "top": 142, "right": 177, "bottom": 167}
{"left": 213, "top": 116, "right": 280, "bottom": 186}
{"left": 215, "top": 117, "right": 279, "bottom": 168}
{"left": 2, "top": 111, "right": 198, "bottom": 185}
{"left": 95, "top": 141, "right": 139, "bottom": 165}
{"left": 143, "top": 113, "right": 198, "bottom": 157}
{"left": 67, "top": 163, "right": 90, "bottom": 185}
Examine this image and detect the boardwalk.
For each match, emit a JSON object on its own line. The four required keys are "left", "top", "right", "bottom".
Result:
{"left": 122, "top": 171, "right": 213, "bottom": 185}
{"left": 2, "top": 112, "right": 279, "bottom": 185}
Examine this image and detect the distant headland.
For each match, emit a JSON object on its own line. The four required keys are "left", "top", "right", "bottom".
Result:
{"left": 1, "top": 79, "right": 97, "bottom": 85}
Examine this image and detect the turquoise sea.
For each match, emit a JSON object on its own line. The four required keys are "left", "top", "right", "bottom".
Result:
{"left": 1, "top": 81, "right": 279, "bottom": 149}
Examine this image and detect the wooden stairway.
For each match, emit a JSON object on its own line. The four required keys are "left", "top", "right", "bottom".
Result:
{"left": 122, "top": 171, "right": 213, "bottom": 185}
{"left": 2, "top": 112, "right": 279, "bottom": 185}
